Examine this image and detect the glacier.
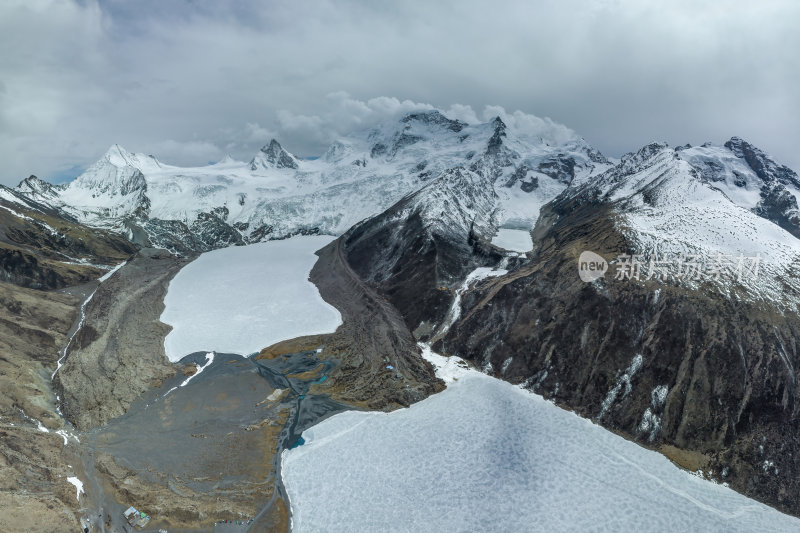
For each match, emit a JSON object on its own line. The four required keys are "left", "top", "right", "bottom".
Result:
{"left": 15, "top": 110, "right": 611, "bottom": 252}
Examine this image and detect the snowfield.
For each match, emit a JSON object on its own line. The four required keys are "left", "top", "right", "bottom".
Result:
{"left": 282, "top": 345, "right": 800, "bottom": 533}
{"left": 160, "top": 235, "right": 342, "bottom": 361}
{"left": 15, "top": 111, "right": 611, "bottom": 249}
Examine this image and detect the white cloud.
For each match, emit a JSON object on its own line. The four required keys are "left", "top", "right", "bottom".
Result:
{"left": 482, "top": 106, "right": 579, "bottom": 146}
{"left": 147, "top": 140, "right": 223, "bottom": 165}
{"left": 0, "top": 0, "right": 798, "bottom": 184}
{"left": 275, "top": 93, "right": 437, "bottom": 153}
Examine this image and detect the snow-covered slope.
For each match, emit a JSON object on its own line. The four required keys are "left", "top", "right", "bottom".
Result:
{"left": 679, "top": 137, "right": 800, "bottom": 239}
{"left": 561, "top": 142, "right": 800, "bottom": 306}
{"left": 16, "top": 111, "right": 611, "bottom": 252}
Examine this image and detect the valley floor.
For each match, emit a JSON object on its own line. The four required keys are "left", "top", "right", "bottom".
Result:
{"left": 6, "top": 234, "right": 800, "bottom": 532}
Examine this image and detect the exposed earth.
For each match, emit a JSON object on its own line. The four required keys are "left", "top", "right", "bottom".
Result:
{"left": 0, "top": 232, "right": 443, "bottom": 533}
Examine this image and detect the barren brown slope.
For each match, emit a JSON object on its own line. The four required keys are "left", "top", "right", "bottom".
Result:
{"left": 0, "top": 280, "right": 84, "bottom": 532}
{"left": 54, "top": 248, "right": 190, "bottom": 430}
{"left": 0, "top": 184, "right": 135, "bottom": 289}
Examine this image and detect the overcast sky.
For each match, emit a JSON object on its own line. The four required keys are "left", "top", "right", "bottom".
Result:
{"left": 1, "top": 0, "right": 798, "bottom": 186}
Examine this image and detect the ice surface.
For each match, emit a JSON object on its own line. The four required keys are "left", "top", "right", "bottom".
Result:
{"left": 490, "top": 228, "right": 533, "bottom": 252}
{"left": 161, "top": 236, "right": 342, "bottom": 361}
{"left": 282, "top": 346, "right": 800, "bottom": 533}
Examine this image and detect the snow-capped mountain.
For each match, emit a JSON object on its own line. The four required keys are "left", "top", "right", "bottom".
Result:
{"left": 15, "top": 110, "right": 610, "bottom": 252}
{"left": 679, "top": 137, "right": 800, "bottom": 239}
{"left": 327, "top": 131, "right": 800, "bottom": 519}
{"left": 0, "top": 182, "right": 134, "bottom": 289}
{"left": 9, "top": 101, "right": 800, "bottom": 525}
{"left": 561, "top": 142, "right": 800, "bottom": 305}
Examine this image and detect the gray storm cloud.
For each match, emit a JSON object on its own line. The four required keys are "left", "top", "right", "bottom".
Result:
{"left": 1, "top": 0, "right": 798, "bottom": 185}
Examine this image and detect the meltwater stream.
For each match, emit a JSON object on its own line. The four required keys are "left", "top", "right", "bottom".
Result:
{"left": 78, "top": 345, "right": 348, "bottom": 532}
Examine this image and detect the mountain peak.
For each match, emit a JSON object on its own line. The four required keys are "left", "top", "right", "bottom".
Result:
{"left": 104, "top": 144, "right": 135, "bottom": 167}
{"left": 486, "top": 117, "right": 509, "bottom": 156}
{"left": 16, "top": 175, "right": 53, "bottom": 193}
{"left": 401, "top": 110, "right": 466, "bottom": 132}
{"left": 491, "top": 116, "right": 507, "bottom": 130}
{"left": 214, "top": 154, "right": 235, "bottom": 165}
{"left": 99, "top": 144, "right": 164, "bottom": 172}
{"left": 619, "top": 142, "right": 672, "bottom": 167}
{"left": 724, "top": 136, "right": 799, "bottom": 188}
{"left": 250, "top": 139, "right": 299, "bottom": 170}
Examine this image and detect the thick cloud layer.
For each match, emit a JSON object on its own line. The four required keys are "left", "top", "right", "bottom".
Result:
{"left": 1, "top": 0, "right": 798, "bottom": 185}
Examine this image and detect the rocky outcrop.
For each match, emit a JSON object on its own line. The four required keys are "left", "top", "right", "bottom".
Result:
{"left": 433, "top": 194, "right": 800, "bottom": 515}
{"left": 685, "top": 137, "right": 800, "bottom": 239}
{"left": 0, "top": 186, "right": 136, "bottom": 289}
{"left": 54, "top": 249, "right": 191, "bottom": 430}
{"left": 343, "top": 167, "right": 502, "bottom": 332}
{"left": 140, "top": 211, "right": 246, "bottom": 253}
{"left": 725, "top": 136, "right": 800, "bottom": 238}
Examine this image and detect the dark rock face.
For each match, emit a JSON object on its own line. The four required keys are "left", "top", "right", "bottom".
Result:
{"left": 190, "top": 211, "right": 245, "bottom": 248}
{"left": 587, "top": 147, "right": 611, "bottom": 165}
{"left": 486, "top": 117, "right": 507, "bottom": 156}
{"left": 468, "top": 118, "right": 520, "bottom": 182}
{"left": 725, "top": 137, "right": 800, "bottom": 190}
{"left": 537, "top": 154, "right": 577, "bottom": 185}
{"left": 401, "top": 110, "right": 467, "bottom": 132}
{"left": 370, "top": 142, "right": 388, "bottom": 158}
{"left": 0, "top": 187, "right": 136, "bottom": 289}
{"left": 429, "top": 191, "right": 800, "bottom": 517}
{"left": 0, "top": 248, "right": 63, "bottom": 289}
{"left": 120, "top": 169, "right": 148, "bottom": 196}
{"left": 723, "top": 137, "right": 800, "bottom": 239}
{"left": 138, "top": 211, "right": 245, "bottom": 253}
{"left": 503, "top": 164, "right": 536, "bottom": 191}
{"left": 391, "top": 132, "right": 423, "bottom": 156}
{"left": 755, "top": 186, "right": 800, "bottom": 236}
{"left": 343, "top": 168, "right": 501, "bottom": 331}
{"left": 693, "top": 159, "right": 727, "bottom": 182}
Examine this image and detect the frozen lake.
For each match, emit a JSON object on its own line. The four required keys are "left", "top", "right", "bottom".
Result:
{"left": 282, "top": 346, "right": 800, "bottom": 533}
{"left": 160, "top": 235, "right": 342, "bottom": 361}
{"left": 491, "top": 228, "right": 533, "bottom": 252}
